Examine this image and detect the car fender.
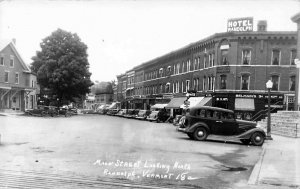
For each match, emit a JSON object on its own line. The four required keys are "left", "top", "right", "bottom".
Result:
{"left": 187, "top": 122, "right": 210, "bottom": 134}
{"left": 235, "top": 128, "right": 266, "bottom": 139}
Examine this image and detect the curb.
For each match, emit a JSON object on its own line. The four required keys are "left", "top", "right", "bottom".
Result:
{"left": 248, "top": 148, "right": 266, "bottom": 185}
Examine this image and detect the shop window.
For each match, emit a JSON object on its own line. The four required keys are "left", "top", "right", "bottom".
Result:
{"left": 241, "top": 74, "right": 250, "bottom": 90}
{"left": 271, "top": 75, "right": 279, "bottom": 91}
{"left": 221, "top": 50, "right": 228, "bottom": 65}
{"left": 290, "top": 50, "right": 297, "bottom": 65}
{"left": 242, "top": 49, "right": 251, "bottom": 65}
{"left": 220, "top": 75, "right": 227, "bottom": 89}
{"left": 290, "top": 76, "right": 295, "bottom": 91}
{"left": 271, "top": 49, "right": 280, "bottom": 65}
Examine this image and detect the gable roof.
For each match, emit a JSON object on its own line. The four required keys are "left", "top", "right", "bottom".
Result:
{"left": 0, "top": 39, "right": 31, "bottom": 73}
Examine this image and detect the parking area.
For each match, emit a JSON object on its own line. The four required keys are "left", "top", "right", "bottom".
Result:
{"left": 0, "top": 114, "right": 263, "bottom": 188}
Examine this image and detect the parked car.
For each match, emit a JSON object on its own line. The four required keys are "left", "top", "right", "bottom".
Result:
{"left": 97, "top": 108, "right": 109, "bottom": 115}
{"left": 177, "top": 106, "right": 266, "bottom": 146}
{"left": 135, "top": 110, "right": 152, "bottom": 120}
{"left": 146, "top": 109, "right": 170, "bottom": 122}
{"left": 25, "top": 106, "right": 58, "bottom": 117}
{"left": 123, "top": 109, "right": 140, "bottom": 118}
{"left": 173, "top": 115, "right": 184, "bottom": 126}
{"left": 115, "top": 109, "right": 128, "bottom": 117}
{"left": 106, "top": 109, "right": 120, "bottom": 116}
{"left": 80, "top": 109, "right": 95, "bottom": 114}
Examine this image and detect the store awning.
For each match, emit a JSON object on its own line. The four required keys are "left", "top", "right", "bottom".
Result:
{"left": 235, "top": 98, "right": 255, "bottom": 111}
{"left": 180, "top": 97, "right": 204, "bottom": 109}
{"left": 151, "top": 103, "right": 168, "bottom": 109}
{"left": 165, "top": 97, "right": 186, "bottom": 109}
{"left": 107, "top": 102, "right": 117, "bottom": 109}
{"left": 197, "top": 97, "right": 212, "bottom": 107}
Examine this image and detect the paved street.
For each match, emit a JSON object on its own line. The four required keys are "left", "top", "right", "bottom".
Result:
{"left": 0, "top": 115, "right": 263, "bottom": 189}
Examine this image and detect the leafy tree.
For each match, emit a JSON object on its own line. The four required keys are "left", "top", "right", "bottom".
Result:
{"left": 31, "top": 28, "right": 93, "bottom": 106}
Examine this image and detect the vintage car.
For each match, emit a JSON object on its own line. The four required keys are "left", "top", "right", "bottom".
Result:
{"left": 106, "top": 109, "right": 120, "bottom": 116}
{"left": 115, "top": 109, "right": 128, "bottom": 117}
{"left": 177, "top": 106, "right": 266, "bottom": 146}
{"left": 25, "top": 106, "right": 58, "bottom": 117}
{"left": 146, "top": 109, "right": 170, "bottom": 122}
{"left": 173, "top": 115, "right": 184, "bottom": 126}
{"left": 135, "top": 110, "right": 152, "bottom": 120}
{"left": 123, "top": 109, "right": 140, "bottom": 118}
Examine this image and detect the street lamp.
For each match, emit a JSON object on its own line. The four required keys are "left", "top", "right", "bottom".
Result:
{"left": 266, "top": 80, "right": 273, "bottom": 140}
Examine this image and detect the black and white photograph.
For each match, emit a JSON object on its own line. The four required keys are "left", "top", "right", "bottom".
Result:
{"left": 0, "top": 0, "right": 300, "bottom": 188}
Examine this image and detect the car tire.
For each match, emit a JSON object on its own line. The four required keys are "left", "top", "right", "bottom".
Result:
{"left": 251, "top": 132, "right": 265, "bottom": 146}
{"left": 240, "top": 139, "right": 251, "bottom": 145}
{"left": 193, "top": 127, "right": 208, "bottom": 141}
{"left": 187, "top": 133, "right": 194, "bottom": 140}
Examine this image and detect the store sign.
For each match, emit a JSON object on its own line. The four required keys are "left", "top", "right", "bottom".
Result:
{"left": 227, "top": 17, "right": 253, "bottom": 32}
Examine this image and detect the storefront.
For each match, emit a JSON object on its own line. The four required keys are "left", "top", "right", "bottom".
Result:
{"left": 210, "top": 91, "right": 284, "bottom": 121}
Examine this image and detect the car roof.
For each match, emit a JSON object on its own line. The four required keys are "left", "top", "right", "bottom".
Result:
{"left": 190, "top": 106, "right": 234, "bottom": 113}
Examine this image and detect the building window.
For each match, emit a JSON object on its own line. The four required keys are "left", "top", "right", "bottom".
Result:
{"left": 204, "top": 55, "right": 207, "bottom": 68}
{"left": 289, "top": 76, "right": 295, "bottom": 91}
{"left": 0, "top": 56, "right": 4, "bottom": 66}
{"left": 176, "top": 63, "right": 180, "bottom": 74}
{"left": 5, "top": 71, "right": 9, "bottom": 83}
{"left": 166, "top": 83, "right": 170, "bottom": 93}
{"left": 197, "top": 57, "right": 200, "bottom": 69}
{"left": 209, "top": 54, "right": 214, "bottom": 67}
{"left": 220, "top": 75, "right": 227, "bottom": 89}
{"left": 10, "top": 56, "right": 14, "bottom": 67}
{"left": 186, "top": 80, "right": 190, "bottom": 92}
{"left": 221, "top": 49, "right": 229, "bottom": 65}
{"left": 203, "top": 76, "right": 206, "bottom": 91}
{"left": 159, "top": 68, "right": 163, "bottom": 77}
{"left": 15, "top": 73, "right": 19, "bottom": 84}
{"left": 242, "top": 49, "right": 251, "bottom": 65}
{"left": 196, "top": 78, "right": 199, "bottom": 91}
{"left": 187, "top": 60, "right": 191, "bottom": 72}
{"left": 271, "top": 49, "right": 280, "bottom": 65}
{"left": 290, "top": 50, "right": 297, "bottom": 65}
{"left": 241, "top": 74, "right": 250, "bottom": 90}
{"left": 193, "top": 79, "right": 196, "bottom": 90}
{"left": 271, "top": 75, "right": 279, "bottom": 91}
{"left": 181, "top": 81, "right": 184, "bottom": 93}
{"left": 176, "top": 81, "right": 179, "bottom": 93}
{"left": 212, "top": 53, "right": 215, "bottom": 66}
{"left": 167, "top": 66, "right": 171, "bottom": 74}
{"left": 194, "top": 58, "right": 197, "bottom": 70}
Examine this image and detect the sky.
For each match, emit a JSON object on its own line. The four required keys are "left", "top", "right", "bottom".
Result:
{"left": 0, "top": 0, "right": 299, "bottom": 83}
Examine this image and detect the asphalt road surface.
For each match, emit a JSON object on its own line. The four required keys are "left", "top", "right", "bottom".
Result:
{"left": 0, "top": 114, "right": 263, "bottom": 189}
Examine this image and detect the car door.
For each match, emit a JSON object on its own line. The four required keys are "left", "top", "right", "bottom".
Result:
{"left": 209, "top": 110, "right": 224, "bottom": 135}
{"left": 217, "top": 112, "right": 238, "bottom": 136}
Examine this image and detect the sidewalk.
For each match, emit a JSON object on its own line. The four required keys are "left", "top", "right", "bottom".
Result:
{"left": 248, "top": 134, "right": 300, "bottom": 188}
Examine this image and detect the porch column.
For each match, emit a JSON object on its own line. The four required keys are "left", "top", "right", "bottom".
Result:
{"left": 20, "top": 90, "right": 25, "bottom": 111}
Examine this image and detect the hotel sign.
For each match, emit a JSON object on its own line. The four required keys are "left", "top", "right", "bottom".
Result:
{"left": 227, "top": 17, "right": 253, "bottom": 32}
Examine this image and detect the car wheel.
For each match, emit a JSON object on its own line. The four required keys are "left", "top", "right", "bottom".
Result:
{"left": 193, "top": 127, "right": 208, "bottom": 141}
{"left": 187, "top": 133, "right": 194, "bottom": 140}
{"left": 251, "top": 132, "right": 265, "bottom": 146}
{"left": 240, "top": 139, "right": 251, "bottom": 145}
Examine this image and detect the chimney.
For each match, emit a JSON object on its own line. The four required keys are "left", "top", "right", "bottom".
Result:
{"left": 257, "top": 20, "right": 267, "bottom": 32}
{"left": 12, "top": 38, "right": 16, "bottom": 45}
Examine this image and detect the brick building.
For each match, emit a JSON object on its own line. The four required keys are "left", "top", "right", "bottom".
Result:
{"left": 116, "top": 20, "right": 297, "bottom": 120}
{"left": 0, "top": 39, "right": 38, "bottom": 112}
